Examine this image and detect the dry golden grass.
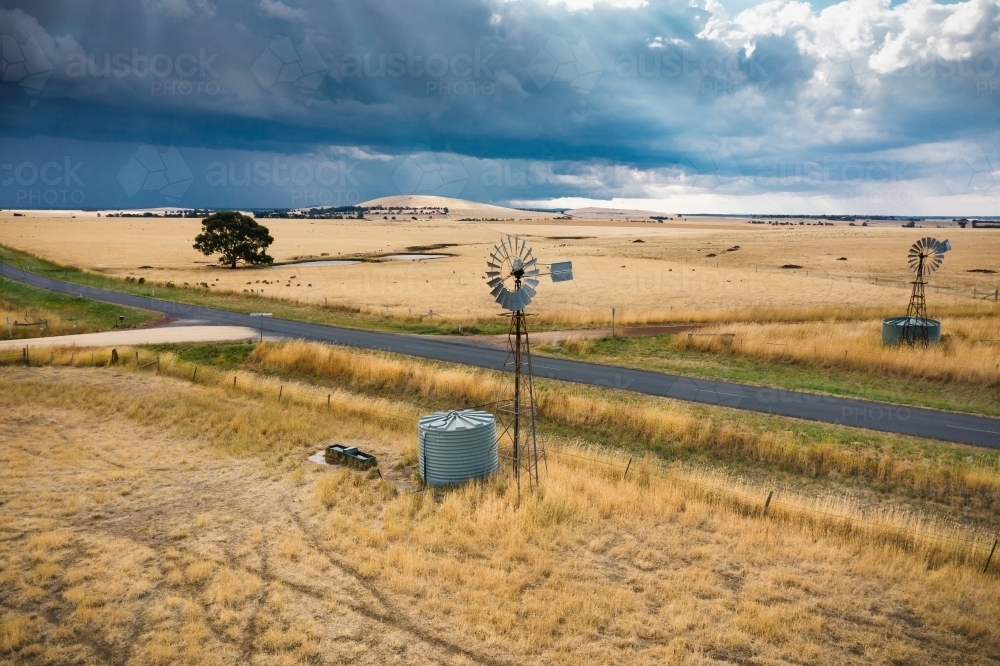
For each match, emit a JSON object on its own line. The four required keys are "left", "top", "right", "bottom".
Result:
{"left": 239, "top": 340, "right": 1000, "bottom": 510}
{"left": 1, "top": 365, "right": 999, "bottom": 664}
{"left": 679, "top": 316, "right": 1000, "bottom": 386}
{"left": 2, "top": 213, "right": 998, "bottom": 323}
{"left": 8, "top": 338, "right": 1000, "bottom": 513}
{"left": 0, "top": 300, "right": 144, "bottom": 339}
{"left": 7, "top": 338, "right": 1000, "bottom": 514}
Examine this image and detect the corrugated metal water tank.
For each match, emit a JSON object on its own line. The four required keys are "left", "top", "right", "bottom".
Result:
{"left": 882, "top": 316, "right": 941, "bottom": 345}
{"left": 417, "top": 410, "right": 498, "bottom": 487}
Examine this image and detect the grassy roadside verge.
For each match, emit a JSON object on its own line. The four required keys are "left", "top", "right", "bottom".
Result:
{"left": 4, "top": 243, "right": 997, "bottom": 336}
{"left": 535, "top": 335, "right": 1000, "bottom": 418}
{"left": 0, "top": 245, "right": 584, "bottom": 335}
{"left": 0, "top": 244, "right": 496, "bottom": 335}
{"left": 121, "top": 340, "right": 1000, "bottom": 529}
{"left": 4, "top": 242, "right": 998, "bottom": 418}
{"left": 0, "top": 275, "right": 159, "bottom": 338}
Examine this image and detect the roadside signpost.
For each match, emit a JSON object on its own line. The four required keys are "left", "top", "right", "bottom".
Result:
{"left": 250, "top": 312, "right": 272, "bottom": 342}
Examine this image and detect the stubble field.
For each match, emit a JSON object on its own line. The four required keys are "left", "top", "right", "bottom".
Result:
{"left": 3, "top": 359, "right": 1000, "bottom": 665}
{"left": 2, "top": 211, "right": 997, "bottom": 323}
{"left": 3, "top": 206, "right": 1000, "bottom": 665}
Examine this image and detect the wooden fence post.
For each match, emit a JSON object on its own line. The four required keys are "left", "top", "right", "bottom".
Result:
{"left": 233, "top": 376, "right": 237, "bottom": 389}
{"left": 327, "top": 394, "right": 331, "bottom": 408}
{"left": 278, "top": 385, "right": 283, "bottom": 402}
{"left": 192, "top": 366, "right": 197, "bottom": 381}
{"left": 985, "top": 538, "right": 998, "bottom": 574}
{"left": 624, "top": 456, "right": 633, "bottom": 479}
{"left": 762, "top": 490, "right": 774, "bottom": 516}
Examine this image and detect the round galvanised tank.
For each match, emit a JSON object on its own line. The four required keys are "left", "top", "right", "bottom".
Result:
{"left": 417, "top": 410, "right": 498, "bottom": 487}
{"left": 882, "top": 316, "right": 941, "bottom": 345}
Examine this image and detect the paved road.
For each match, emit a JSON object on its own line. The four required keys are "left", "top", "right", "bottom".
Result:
{"left": 3, "top": 260, "right": 999, "bottom": 449}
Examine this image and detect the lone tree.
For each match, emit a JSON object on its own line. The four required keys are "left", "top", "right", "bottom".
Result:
{"left": 193, "top": 211, "right": 274, "bottom": 268}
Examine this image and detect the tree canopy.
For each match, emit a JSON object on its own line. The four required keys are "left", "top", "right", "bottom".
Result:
{"left": 193, "top": 211, "right": 274, "bottom": 269}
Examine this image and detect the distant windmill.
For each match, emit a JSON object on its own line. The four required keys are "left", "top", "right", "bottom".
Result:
{"left": 902, "top": 237, "right": 951, "bottom": 345}
{"left": 486, "top": 236, "right": 573, "bottom": 499}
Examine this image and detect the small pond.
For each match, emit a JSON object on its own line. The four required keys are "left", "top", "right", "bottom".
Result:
{"left": 383, "top": 254, "right": 449, "bottom": 261}
{"left": 287, "top": 260, "right": 361, "bottom": 267}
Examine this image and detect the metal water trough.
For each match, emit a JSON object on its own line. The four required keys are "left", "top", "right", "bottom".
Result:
{"left": 324, "top": 444, "right": 377, "bottom": 470}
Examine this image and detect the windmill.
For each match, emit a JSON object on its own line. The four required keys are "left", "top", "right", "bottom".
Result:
{"left": 901, "top": 237, "right": 951, "bottom": 345}
{"left": 486, "top": 236, "right": 573, "bottom": 499}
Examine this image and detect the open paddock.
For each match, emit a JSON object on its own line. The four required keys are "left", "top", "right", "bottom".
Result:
{"left": 1, "top": 212, "right": 997, "bottom": 323}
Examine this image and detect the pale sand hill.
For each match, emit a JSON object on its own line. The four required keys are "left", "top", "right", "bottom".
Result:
{"left": 566, "top": 206, "right": 669, "bottom": 219}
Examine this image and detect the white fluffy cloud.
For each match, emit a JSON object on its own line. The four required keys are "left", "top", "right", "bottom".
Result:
{"left": 142, "top": 0, "right": 216, "bottom": 19}
{"left": 702, "top": 0, "right": 1000, "bottom": 77}
{"left": 259, "top": 0, "right": 308, "bottom": 21}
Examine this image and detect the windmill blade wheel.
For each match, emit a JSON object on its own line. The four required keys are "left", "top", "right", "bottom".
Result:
{"left": 487, "top": 235, "right": 538, "bottom": 312}
{"left": 908, "top": 236, "right": 947, "bottom": 275}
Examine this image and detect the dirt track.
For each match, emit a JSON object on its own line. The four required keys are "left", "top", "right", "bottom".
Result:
{"left": 0, "top": 325, "right": 257, "bottom": 351}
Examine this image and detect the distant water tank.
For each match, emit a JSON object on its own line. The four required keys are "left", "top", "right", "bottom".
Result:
{"left": 882, "top": 316, "right": 941, "bottom": 345}
{"left": 417, "top": 410, "right": 498, "bottom": 487}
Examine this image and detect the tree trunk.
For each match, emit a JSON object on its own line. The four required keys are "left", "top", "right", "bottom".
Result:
{"left": 231, "top": 257, "right": 237, "bottom": 269}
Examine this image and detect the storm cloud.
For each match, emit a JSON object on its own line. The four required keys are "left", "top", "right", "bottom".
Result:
{"left": 1, "top": 0, "right": 998, "bottom": 213}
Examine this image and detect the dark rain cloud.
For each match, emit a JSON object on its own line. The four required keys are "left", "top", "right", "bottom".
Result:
{"left": 0, "top": 0, "right": 998, "bottom": 210}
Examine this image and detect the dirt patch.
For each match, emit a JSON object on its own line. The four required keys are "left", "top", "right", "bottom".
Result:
{"left": 0, "top": 325, "right": 257, "bottom": 351}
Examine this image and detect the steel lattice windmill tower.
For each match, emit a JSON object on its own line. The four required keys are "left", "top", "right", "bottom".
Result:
{"left": 486, "top": 236, "right": 573, "bottom": 499}
{"left": 902, "top": 237, "right": 950, "bottom": 345}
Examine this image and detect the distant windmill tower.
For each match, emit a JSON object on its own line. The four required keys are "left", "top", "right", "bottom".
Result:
{"left": 883, "top": 237, "right": 951, "bottom": 346}
{"left": 486, "top": 236, "right": 573, "bottom": 499}
{"left": 902, "top": 237, "right": 951, "bottom": 345}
